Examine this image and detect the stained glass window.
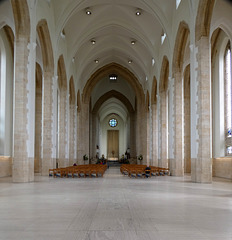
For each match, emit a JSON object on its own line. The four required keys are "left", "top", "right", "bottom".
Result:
{"left": 109, "top": 118, "right": 117, "bottom": 127}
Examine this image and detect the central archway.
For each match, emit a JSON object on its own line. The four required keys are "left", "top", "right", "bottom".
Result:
{"left": 78, "top": 62, "right": 147, "bottom": 164}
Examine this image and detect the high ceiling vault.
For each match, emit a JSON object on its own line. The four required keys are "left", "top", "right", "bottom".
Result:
{"left": 52, "top": 0, "right": 176, "bottom": 87}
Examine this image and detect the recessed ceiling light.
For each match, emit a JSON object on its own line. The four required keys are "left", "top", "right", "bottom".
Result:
{"left": 128, "top": 60, "right": 132, "bottom": 64}
{"left": 94, "top": 59, "right": 99, "bottom": 64}
{"left": 135, "top": 8, "right": 142, "bottom": 16}
{"left": 86, "top": 8, "right": 91, "bottom": 15}
{"left": 131, "top": 40, "right": 136, "bottom": 45}
{"left": 91, "top": 39, "right": 96, "bottom": 45}
{"left": 152, "top": 58, "right": 155, "bottom": 66}
{"left": 61, "top": 29, "right": 65, "bottom": 39}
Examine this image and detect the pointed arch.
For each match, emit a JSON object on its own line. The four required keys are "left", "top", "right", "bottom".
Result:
{"left": 82, "top": 62, "right": 144, "bottom": 104}
{"left": 37, "top": 19, "right": 54, "bottom": 72}
{"left": 11, "top": 0, "right": 30, "bottom": 39}
{"left": 146, "top": 91, "right": 150, "bottom": 112}
{"left": 211, "top": 28, "right": 222, "bottom": 60}
{"left": 172, "top": 21, "right": 190, "bottom": 74}
{"left": 159, "top": 56, "right": 169, "bottom": 92}
{"left": 151, "top": 76, "right": 157, "bottom": 105}
{"left": 69, "top": 76, "right": 76, "bottom": 105}
{"left": 195, "top": 0, "right": 215, "bottom": 42}
{"left": 77, "top": 90, "right": 81, "bottom": 112}
{"left": 57, "top": 55, "right": 67, "bottom": 90}
{"left": 92, "top": 90, "right": 134, "bottom": 114}
{"left": 3, "top": 25, "right": 14, "bottom": 58}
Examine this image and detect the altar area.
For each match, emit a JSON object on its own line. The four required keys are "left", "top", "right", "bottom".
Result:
{"left": 107, "top": 157, "right": 119, "bottom": 162}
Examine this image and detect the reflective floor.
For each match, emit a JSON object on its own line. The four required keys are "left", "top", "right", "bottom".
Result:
{"left": 0, "top": 168, "right": 232, "bottom": 240}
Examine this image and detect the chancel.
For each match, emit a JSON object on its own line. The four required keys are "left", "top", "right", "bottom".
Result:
{"left": 0, "top": 0, "right": 232, "bottom": 239}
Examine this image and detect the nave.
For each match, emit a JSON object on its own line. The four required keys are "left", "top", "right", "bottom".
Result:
{"left": 0, "top": 167, "right": 232, "bottom": 240}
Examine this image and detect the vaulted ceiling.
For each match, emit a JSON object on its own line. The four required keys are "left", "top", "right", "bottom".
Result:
{"left": 52, "top": 0, "right": 177, "bottom": 88}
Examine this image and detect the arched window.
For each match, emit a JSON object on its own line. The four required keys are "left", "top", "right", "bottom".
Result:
{"left": 224, "top": 41, "right": 232, "bottom": 155}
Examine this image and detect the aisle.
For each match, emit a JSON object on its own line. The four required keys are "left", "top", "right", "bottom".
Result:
{"left": 0, "top": 168, "right": 232, "bottom": 240}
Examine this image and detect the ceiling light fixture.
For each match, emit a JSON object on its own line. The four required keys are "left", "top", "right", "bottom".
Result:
{"left": 131, "top": 40, "right": 136, "bottom": 45}
{"left": 60, "top": 29, "right": 65, "bottom": 39}
{"left": 109, "top": 74, "right": 117, "bottom": 81}
{"left": 128, "top": 60, "right": 132, "bottom": 64}
{"left": 135, "top": 8, "right": 142, "bottom": 16}
{"left": 152, "top": 58, "right": 155, "bottom": 66}
{"left": 91, "top": 39, "right": 96, "bottom": 45}
{"left": 94, "top": 59, "right": 99, "bottom": 64}
{"left": 85, "top": 8, "right": 91, "bottom": 15}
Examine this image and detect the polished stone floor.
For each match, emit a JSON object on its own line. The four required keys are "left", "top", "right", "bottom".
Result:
{"left": 0, "top": 167, "right": 232, "bottom": 240}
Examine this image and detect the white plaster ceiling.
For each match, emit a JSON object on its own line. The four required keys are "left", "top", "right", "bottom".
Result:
{"left": 52, "top": 0, "right": 176, "bottom": 87}
{"left": 50, "top": 0, "right": 177, "bottom": 120}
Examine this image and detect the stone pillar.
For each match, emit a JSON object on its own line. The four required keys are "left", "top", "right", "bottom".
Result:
{"left": 69, "top": 104, "right": 75, "bottom": 166}
{"left": 159, "top": 91, "right": 168, "bottom": 168}
{"left": 184, "top": 73, "right": 191, "bottom": 173}
{"left": 41, "top": 72, "right": 54, "bottom": 175}
{"left": 34, "top": 70, "right": 42, "bottom": 173}
{"left": 136, "top": 103, "right": 147, "bottom": 164}
{"left": 130, "top": 112, "right": 136, "bottom": 159}
{"left": 152, "top": 103, "right": 158, "bottom": 166}
{"left": 12, "top": 36, "right": 31, "bottom": 182}
{"left": 173, "top": 72, "right": 184, "bottom": 176}
{"left": 91, "top": 112, "right": 97, "bottom": 160}
{"left": 74, "top": 106, "right": 77, "bottom": 163}
{"left": 146, "top": 108, "right": 150, "bottom": 166}
{"left": 77, "top": 103, "right": 89, "bottom": 164}
{"left": 58, "top": 90, "right": 68, "bottom": 167}
{"left": 191, "top": 37, "right": 212, "bottom": 183}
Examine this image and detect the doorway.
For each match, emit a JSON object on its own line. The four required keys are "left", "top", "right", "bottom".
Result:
{"left": 107, "top": 130, "right": 119, "bottom": 160}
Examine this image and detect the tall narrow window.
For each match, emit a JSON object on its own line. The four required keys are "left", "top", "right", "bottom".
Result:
{"left": 225, "top": 41, "right": 232, "bottom": 155}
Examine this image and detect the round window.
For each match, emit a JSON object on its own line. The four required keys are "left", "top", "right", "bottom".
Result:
{"left": 109, "top": 118, "right": 117, "bottom": 127}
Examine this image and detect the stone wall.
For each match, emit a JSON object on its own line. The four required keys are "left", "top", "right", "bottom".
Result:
{"left": 213, "top": 158, "right": 232, "bottom": 180}
{"left": 0, "top": 156, "right": 12, "bottom": 177}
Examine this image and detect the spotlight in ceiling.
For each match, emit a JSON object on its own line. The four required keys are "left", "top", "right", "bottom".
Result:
{"left": 128, "top": 60, "right": 132, "bottom": 64}
{"left": 152, "top": 58, "right": 155, "bottom": 66}
{"left": 94, "top": 59, "right": 99, "bottom": 64}
{"left": 60, "top": 29, "right": 65, "bottom": 39}
{"left": 85, "top": 8, "right": 91, "bottom": 15}
{"left": 135, "top": 8, "right": 142, "bottom": 16}
{"left": 131, "top": 40, "right": 136, "bottom": 45}
{"left": 91, "top": 39, "right": 96, "bottom": 45}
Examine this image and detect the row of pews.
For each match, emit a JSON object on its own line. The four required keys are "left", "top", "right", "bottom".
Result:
{"left": 49, "top": 164, "right": 107, "bottom": 178}
{"left": 120, "top": 164, "right": 170, "bottom": 178}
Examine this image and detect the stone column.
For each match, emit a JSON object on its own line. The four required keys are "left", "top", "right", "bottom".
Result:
{"left": 58, "top": 90, "right": 68, "bottom": 167}
{"left": 136, "top": 103, "right": 147, "bottom": 164}
{"left": 146, "top": 108, "right": 150, "bottom": 166}
{"left": 74, "top": 106, "right": 77, "bottom": 163}
{"left": 77, "top": 103, "right": 89, "bottom": 164}
{"left": 191, "top": 37, "right": 212, "bottom": 183}
{"left": 173, "top": 72, "right": 184, "bottom": 176}
{"left": 34, "top": 71, "right": 42, "bottom": 173}
{"left": 160, "top": 91, "right": 168, "bottom": 168}
{"left": 12, "top": 36, "right": 31, "bottom": 182}
{"left": 152, "top": 103, "right": 158, "bottom": 166}
{"left": 41, "top": 72, "right": 54, "bottom": 175}
{"left": 69, "top": 104, "right": 75, "bottom": 166}
{"left": 130, "top": 112, "right": 136, "bottom": 159}
{"left": 184, "top": 74, "right": 191, "bottom": 173}
{"left": 91, "top": 112, "right": 97, "bottom": 160}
